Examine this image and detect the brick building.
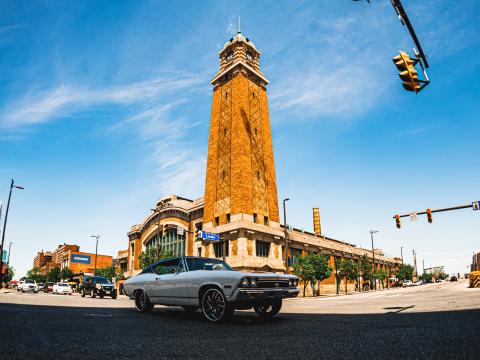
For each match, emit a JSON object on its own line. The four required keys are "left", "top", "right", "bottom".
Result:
{"left": 124, "top": 30, "right": 401, "bottom": 293}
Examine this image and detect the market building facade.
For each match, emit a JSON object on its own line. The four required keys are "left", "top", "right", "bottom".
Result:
{"left": 125, "top": 30, "right": 401, "bottom": 293}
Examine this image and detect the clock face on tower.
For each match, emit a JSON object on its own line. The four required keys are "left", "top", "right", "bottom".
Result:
{"left": 226, "top": 51, "right": 233, "bottom": 62}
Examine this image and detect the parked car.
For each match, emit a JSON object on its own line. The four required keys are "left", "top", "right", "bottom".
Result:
{"left": 16, "top": 280, "right": 25, "bottom": 292}
{"left": 53, "top": 282, "right": 73, "bottom": 295}
{"left": 414, "top": 281, "right": 423, "bottom": 286}
{"left": 402, "top": 280, "right": 413, "bottom": 287}
{"left": 124, "top": 256, "right": 299, "bottom": 323}
{"left": 21, "top": 279, "right": 39, "bottom": 293}
{"left": 43, "top": 282, "right": 55, "bottom": 293}
{"left": 37, "top": 283, "right": 45, "bottom": 291}
{"left": 450, "top": 276, "right": 458, "bottom": 282}
{"left": 80, "top": 276, "right": 117, "bottom": 299}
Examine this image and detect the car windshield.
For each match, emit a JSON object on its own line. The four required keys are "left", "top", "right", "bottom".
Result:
{"left": 25, "top": 280, "right": 34, "bottom": 284}
{"left": 94, "top": 277, "right": 111, "bottom": 284}
{"left": 59, "top": 283, "right": 68, "bottom": 287}
{"left": 186, "top": 258, "right": 233, "bottom": 271}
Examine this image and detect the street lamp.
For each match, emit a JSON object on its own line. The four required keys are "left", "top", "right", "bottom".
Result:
{"left": 370, "top": 230, "right": 379, "bottom": 290}
{"left": 0, "top": 179, "right": 24, "bottom": 288}
{"left": 400, "top": 246, "right": 404, "bottom": 266}
{"left": 90, "top": 235, "right": 100, "bottom": 274}
{"left": 283, "top": 198, "right": 290, "bottom": 274}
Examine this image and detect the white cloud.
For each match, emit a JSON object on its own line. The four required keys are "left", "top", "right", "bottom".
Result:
{"left": 0, "top": 72, "right": 202, "bottom": 129}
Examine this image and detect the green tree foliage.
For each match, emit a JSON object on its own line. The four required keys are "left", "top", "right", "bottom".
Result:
{"left": 396, "top": 264, "right": 414, "bottom": 281}
{"left": 115, "top": 272, "right": 125, "bottom": 280}
{"left": 7, "top": 266, "right": 15, "bottom": 281}
{"left": 292, "top": 252, "right": 332, "bottom": 297}
{"left": 138, "top": 246, "right": 173, "bottom": 269}
{"left": 94, "top": 266, "right": 116, "bottom": 280}
{"left": 419, "top": 272, "right": 432, "bottom": 283}
{"left": 376, "top": 269, "right": 388, "bottom": 289}
{"left": 60, "top": 268, "right": 74, "bottom": 281}
{"left": 46, "top": 268, "right": 61, "bottom": 282}
{"left": 360, "top": 254, "right": 373, "bottom": 281}
{"left": 26, "top": 267, "right": 46, "bottom": 283}
{"left": 337, "top": 259, "right": 359, "bottom": 294}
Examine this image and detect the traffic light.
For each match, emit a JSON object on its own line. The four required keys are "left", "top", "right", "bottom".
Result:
{"left": 392, "top": 51, "right": 420, "bottom": 93}
{"left": 426, "top": 208, "right": 433, "bottom": 223}
{"left": 195, "top": 230, "right": 203, "bottom": 240}
{"left": 395, "top": 214, "right": 401, "bottom": 229}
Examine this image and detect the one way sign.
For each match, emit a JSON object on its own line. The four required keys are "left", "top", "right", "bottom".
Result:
{"left": 473, "top": 201, "right": 480, "bottom": 211}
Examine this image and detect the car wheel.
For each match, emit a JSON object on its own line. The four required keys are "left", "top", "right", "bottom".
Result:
{"left": 81, "top": 289, "right": 85, "bottom": 297}
{"left": 111, "top": 291, "right": 117, "bottom": 300}
{"left": 182, "top": 306, "right": 198, "bottom": 313}
{"left": 134, "top": 290, "right": 153, "bottom": 313}
{"left": 254, "top": 300, "right": 282, "bottom": 318}
{"left": 22, "top": 289, "right": 25, "bottom": 293}
{"left": 91, "top": 289, "right": 96, "bottom": 298}
{"left": 100, "top": 292, "right": 104, "bottom": 299}
{"left": 201, "top": 288, "right": 233, "bottom": 323}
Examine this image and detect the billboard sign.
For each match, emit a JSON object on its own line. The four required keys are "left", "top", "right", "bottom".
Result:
{"left": 71, "top": 254, "right": 91, "bottom": 264}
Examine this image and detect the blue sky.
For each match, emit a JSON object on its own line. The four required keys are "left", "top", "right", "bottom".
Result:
{"left": 1, "top": 0, "right": 479, "bottom": 278}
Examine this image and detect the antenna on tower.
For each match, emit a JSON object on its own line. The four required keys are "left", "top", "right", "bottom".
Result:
{"left": 238, "top": 16, "right": 241, "bottom": 33}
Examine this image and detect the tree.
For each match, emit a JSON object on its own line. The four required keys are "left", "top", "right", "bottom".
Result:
{"left": 26, "top": 267, "right": 45, "bottom": 283}
{"left": 312, "top": 253, "right": 332, "bottom": 296}
{"left": 138, "top": 246, "right": 173, "bottom": 269}
{"left": 396, "top": 264, "right": 414, "bottom": 281}
{"left": 360, "top": 254, "right": 373, "bottom": 290}
{"left": 94, "top": 266, "right": 116, "bottom": 280}
{"left": 419, "top": 272, "right": 432, "bottom": 283}
{"left": 7, "top": 266, "right": 15, "bottom": 281}
{"left": 337, "top": 259, "right": 359, "bottom": 294}
{"left": 60, "top": 268, "right": 74, "bottom": 281}
{"left": 376, "top": 268, "right": 388, "bottom": 289}
{"left": 293, "top": 253, "right": 316, "bottom": 297}
{"left": 46, "top": 268, "right": 61, "bottom": 282}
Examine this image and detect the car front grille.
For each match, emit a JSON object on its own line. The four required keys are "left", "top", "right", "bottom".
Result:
{"left": 256, "top": 279, "right": 289, "bottom": 288}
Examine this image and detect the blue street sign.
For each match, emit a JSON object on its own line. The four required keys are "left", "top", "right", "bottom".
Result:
{"left": 201, "top": 231, "right": 220, "bottom": 241}
{"left": 473, "top": 201, "right": 480, "bottom": 211}
{"left": 2, "top": 250, "right": 7, "bottom": 262}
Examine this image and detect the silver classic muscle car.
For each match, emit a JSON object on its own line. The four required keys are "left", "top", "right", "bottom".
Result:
{"left": 124, "top": 256, "right": 299, "bottom": 322}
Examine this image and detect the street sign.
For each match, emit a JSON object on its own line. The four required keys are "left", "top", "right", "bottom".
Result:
{"left": 409, "top": 212, "right": 418, "bottom": 221}
{"left": 2, "top": 250, "right": 7, "bottom": 262}
{"left": 201, "top": 231, "right": 220, "bottom": 241}
{"left": 473, "top": 201, "right": 480, "bottom": 211}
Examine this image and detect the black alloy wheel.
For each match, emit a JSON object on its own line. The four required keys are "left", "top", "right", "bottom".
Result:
{"left": 90, "top": 289, "right": 96, "bottom": 298}
{"left": 253, "top": 300, "right": 282, "bottom": 318}
{"left": 201, "top": 288, "right": 233, "bottom": 322}
{"left": 134, "top": 290, "right": 153, "bottom": 313}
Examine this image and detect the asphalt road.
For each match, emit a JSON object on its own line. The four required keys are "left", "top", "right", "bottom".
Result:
{"left": 1, "top": 280, "right": 479, "bottom": 359}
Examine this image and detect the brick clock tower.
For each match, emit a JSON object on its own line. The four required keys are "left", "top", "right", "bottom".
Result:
{"left": 202, "top": 29, "right": 284, "bottom": 271}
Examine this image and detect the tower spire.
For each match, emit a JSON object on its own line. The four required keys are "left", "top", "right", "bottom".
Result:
{"left": 237, "top": 16, "right": 241, "bottom": 33}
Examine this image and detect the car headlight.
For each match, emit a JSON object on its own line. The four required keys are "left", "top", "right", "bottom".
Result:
{"left": 250, "top": 278, "right": 257, "bottom": 287}
{"left": 240, "top": 277, "right": 250, "bottom": 288}
{"left": 95, "top": 284, "right": 101, "bottom": 290}
{"left": 289, "top": 279, "right": 294, "bottom": 287}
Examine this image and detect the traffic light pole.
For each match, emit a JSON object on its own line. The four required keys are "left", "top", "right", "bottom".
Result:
{"left": 394, "top": 203, "right": 475, "bottom": 220}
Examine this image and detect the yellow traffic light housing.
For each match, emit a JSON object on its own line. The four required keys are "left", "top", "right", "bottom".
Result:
{"left": 392, "top": 51, "right": 422, "bottom": 93}
{"left": 395, "top": 214, "right": 401, "bottom": 229}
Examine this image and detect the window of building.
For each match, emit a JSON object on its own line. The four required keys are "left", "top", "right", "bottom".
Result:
{"left": 246, "top": 51, "right": 253, "bottom": 61}
{"left": 253, "top": 213, "right": 257, "bottom": 223}
{"left": 195, "top": 222, "right": 203, "bottom": 231}
{"left": 264, "top": 216, "right": 269, "bottom": 225}
{"left": 213, "top": 240, "right": 229, "bottom": 258}
{"left": 289, "top": 248, "right": 303, "bottom": 266}
{"left": 226, "top": 51, "right": 233, "bottom": 61}
{"left": 226, "top": 213, "right": 231, "bottom": 223}
{"left": 215, "top": 216, "right": 220, "bottom": 226}
{"left": 256, "top": 240, "right": 270, "bottom": 257}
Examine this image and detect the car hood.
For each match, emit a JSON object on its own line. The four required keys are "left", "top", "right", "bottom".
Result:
{"left": 236, "top": 272, "right": 297, "bottom": 280}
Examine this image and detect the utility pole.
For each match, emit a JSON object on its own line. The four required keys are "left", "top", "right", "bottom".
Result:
{"left": 283, "top": 198, "right": 290, "bottom": 274}
{"left": 412, "top": 249, "right": 418, "bottom": 280}
{"left": 422, "top": 259, "right": 425, "bottom": 274}
{"left": 400, "top": 246, "right": 404, "bottom": 266}
{"left": 6, "top": 242, "right": 12, "bottom": 282}
{"left": 370, "top": 230, "right": 379, "bottom": 290}
{"left": 90, "top": 235, "right": 100, "bottom": 274}
{"left": 0, "top": 179, "right": 24, "bottom": 288}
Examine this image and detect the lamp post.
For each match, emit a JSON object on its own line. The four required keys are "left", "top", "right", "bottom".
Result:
{"left": 283, "top": 198, "right": 290, "bottom": 274}
{"left": 6, "top": 242, "right": 12, "bottom": 282}
{"left": 400, "top": 246, "right": 404, "bottom": 266}
{"left": 370, "top": 230, "right": 379, "bottom": 290}
{"left": 0, "top": 179, "right": 24, "bottom": 288}
{"left": 90, "top": 235, "right": 100, "bottom": 274}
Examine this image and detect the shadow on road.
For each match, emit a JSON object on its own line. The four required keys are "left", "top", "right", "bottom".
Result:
{"left": 0, "top": 302, "right": 479, "bottom": 359}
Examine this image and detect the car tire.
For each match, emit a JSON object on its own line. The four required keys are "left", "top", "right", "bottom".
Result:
{"left": 134, "top": 290, "right": 153, "bottom": 313}
{"left": 182, "top": 306, "right": 198, "bottom": 313}
{"left": 111, "top": 291, "right": 117, "bottom": 300}
{"left": 91, "top": 289, "right": 96, "bottom": 298}
{"left": 81, "top": 289, "right": 85, "bottom": 297}
{"left": 100, "top": 293, "right": 104, "bottom": 299}
{"left": 253, "top": 300, "right": 282, "bottom": 318}
{"left": 201, "top": 288, "right": 233, "bottom": 323}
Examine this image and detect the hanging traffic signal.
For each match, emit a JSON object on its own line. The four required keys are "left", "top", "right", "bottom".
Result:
{"left": 392, "top": 51, "right": 421, "bottom": 93}
{"left": 426, "top": 208, "right": 433, "bottom": 223}
{"left": 395, "top": 214, "right": 401, "bottom": 229}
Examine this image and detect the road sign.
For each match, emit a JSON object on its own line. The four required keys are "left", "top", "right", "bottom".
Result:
{"left": 473, "top": 201, "right": 480, "bottom": 211}
{"left": 409, "top": 213, "right": 418, "bottom": 221}
{"left": 201, "top": 231, "right": 220, "bottom": 241}
{"left": 2, "top": 250, "right": 7, "bottom": 262}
